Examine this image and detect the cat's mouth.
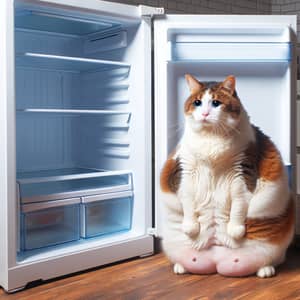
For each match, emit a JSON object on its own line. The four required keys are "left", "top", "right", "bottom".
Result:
{"left": 197, "top": 117, "right": 214, "bottom": 125}
{"left": 190, "top": 118, "right": 215, "bottom": 131}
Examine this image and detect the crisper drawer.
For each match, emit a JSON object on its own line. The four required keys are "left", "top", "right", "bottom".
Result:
{"left": 20, "top": 198, "right": 81, "bottom": 251}
{"left": 81, "top": 191, "right": 133, "bottom": 239}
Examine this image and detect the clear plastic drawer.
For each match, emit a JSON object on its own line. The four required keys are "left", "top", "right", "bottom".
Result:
{"left": 81, "top": 191, "right": 133, "bottom": 239}
{"left": 20, "top": 198, "right": 81, "bottom": 251}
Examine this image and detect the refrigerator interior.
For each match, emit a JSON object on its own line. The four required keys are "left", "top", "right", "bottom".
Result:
{"left": 14, "top": 2, "right": 150, "bottom": 262}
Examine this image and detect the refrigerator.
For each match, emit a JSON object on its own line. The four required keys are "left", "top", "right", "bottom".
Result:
{"left": 0, "top": 0, "right": 297, "bottom": 292}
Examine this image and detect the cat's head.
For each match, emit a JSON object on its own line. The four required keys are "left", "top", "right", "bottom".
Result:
{"left": 184, "top": 74, "right": 243, "bottom": 133}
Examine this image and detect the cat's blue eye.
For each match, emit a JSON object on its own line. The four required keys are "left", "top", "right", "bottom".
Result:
{"left": 212, "top": 100, "right": 221, "bottom": 108}
{"left": 193, "top": 100, "right": 202, "bottom": 107}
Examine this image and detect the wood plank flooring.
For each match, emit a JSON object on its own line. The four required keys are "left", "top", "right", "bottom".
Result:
{"left": 1, "top": 247, "right": 300, "bottom": 300}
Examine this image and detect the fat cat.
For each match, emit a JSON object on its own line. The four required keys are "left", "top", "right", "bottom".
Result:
{"left": 160, "top": 74, "right": 294, "bottom": 277}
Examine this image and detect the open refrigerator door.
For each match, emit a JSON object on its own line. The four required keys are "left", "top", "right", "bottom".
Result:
{"left": 154, "top": 14, "right": 297, "bottom": 238}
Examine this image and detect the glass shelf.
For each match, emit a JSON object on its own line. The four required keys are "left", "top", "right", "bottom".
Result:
{"left": 18, "top": 168, "right": 133, "bottom": 204}
{"left": 16, "top": 52, "right": 130, "bottom": 72}
{"left": 17, "top": 108, "right": 131, "bottom": 116}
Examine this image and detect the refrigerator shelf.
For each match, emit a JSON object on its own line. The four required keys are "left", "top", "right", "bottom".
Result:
{"left": 17, "top": 168, "right": 132, "bottom": 184}
{"left": 17, "top": 108, "right": 131, "bottom": 117}
{"left": 16, "top": 52, "right": 131, "bottom": 73}
{"left": 17, "top": 168, "right": 133, "bottom": 204}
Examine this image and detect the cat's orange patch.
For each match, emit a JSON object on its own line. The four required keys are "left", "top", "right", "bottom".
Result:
{"left": 245, "top": 196, "right": 294, "bottom": 244}
{"left": 211, "top": 87, "right": 241, "bottom": 119}
{"left": 160, "top": 156, "right": 182, "bottom": 194}
{"left": 254, "top": 127, "right": 283, "bottom": 181}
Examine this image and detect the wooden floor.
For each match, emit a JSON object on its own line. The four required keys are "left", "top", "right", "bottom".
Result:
{"left": 1, "top": 247, "right": 300, "bottom": 300}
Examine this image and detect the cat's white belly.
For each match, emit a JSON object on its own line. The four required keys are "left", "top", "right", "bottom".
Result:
{"left": 183, "top": 167, "right": 240, "bottom": 249}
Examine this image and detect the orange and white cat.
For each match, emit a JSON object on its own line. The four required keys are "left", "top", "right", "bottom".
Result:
{"left": 160, "top": 74, "right": 294, "bottom": 278}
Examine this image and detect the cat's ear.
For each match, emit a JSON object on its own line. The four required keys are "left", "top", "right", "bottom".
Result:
{"left": 222, "top": 75, "right": 236, "bottom": 95}
{"left": 185, "top": 74, "right": 203, "bottom": 93}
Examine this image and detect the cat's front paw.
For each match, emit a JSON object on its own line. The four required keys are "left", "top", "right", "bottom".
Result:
{"left": 182, "top": 221, "right": 200, "bottom": 237}
{"left": 173, "top": 263, "right": 187, "bottom": 274}
{"left": 227, "top": 222, "right": 245, "bottom": 240}
{"left": 256, "top": 266, "right": 275, "bottom": 278}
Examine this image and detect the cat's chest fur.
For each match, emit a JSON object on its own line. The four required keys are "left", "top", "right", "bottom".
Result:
{"left": 180, "top": 130, "right": 236, "bottom": 167}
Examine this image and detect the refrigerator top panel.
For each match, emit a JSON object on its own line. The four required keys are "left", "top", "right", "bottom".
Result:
{"left": 15, "top": 0, "right": 163, "bottom": 30}
{"left": 15, "top": 9, "right": 121, "bottom": 36}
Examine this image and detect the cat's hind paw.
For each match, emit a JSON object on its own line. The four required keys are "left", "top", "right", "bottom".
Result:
{"left": 173, "top": 263, "right": 187, "bottom": 275}
{"left": 227, "top": 222, "right": 245, "bottom": 240}
{"left": 182, "top": 221, "right": 200, "bottom": 237}
{"left": 256, "top": 266, "right": 275, "bottom": 278}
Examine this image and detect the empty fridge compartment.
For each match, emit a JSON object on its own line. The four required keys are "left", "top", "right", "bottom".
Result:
{"left": 18, "top": 169, "right": 133, "bottom": 203}
{"left": 20, "top": 198, "right": 81, "bottom": 251}
{"left": 81, "top": 190, "right": 133, "bottom": 238}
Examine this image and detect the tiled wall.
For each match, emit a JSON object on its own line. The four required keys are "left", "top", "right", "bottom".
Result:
{"left": 272, "top": 0, "right": 299, "bottom": 44}
{"left": 108, "top": 0, "right": 272, "bottom": 14}
{"left": 108, "top": 0, "right": 298, "bottom": 40}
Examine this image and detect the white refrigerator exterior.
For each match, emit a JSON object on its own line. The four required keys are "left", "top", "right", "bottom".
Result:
{"left": 0, "top": 0, "right": 157, "bottom": 292}
{"left": 0, "top": 0, "right": 297, "bottom": 293}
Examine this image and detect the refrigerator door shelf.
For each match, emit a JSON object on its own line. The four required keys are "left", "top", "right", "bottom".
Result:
{"left": 16, "top": 52, "right": 131, "bottom": 73}
{"left": 18, "top": 171, "right": 133, "bottom": 204}
{"left": 167, "top": 26, "right": 292, "bottom": 43}
{"left": 170, "top": 42, "right": 292, "bottom": 62}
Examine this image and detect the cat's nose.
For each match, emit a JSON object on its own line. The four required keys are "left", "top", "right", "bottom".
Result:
{"left": 202, "top": 112, "right": 209, "bottom": 117}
